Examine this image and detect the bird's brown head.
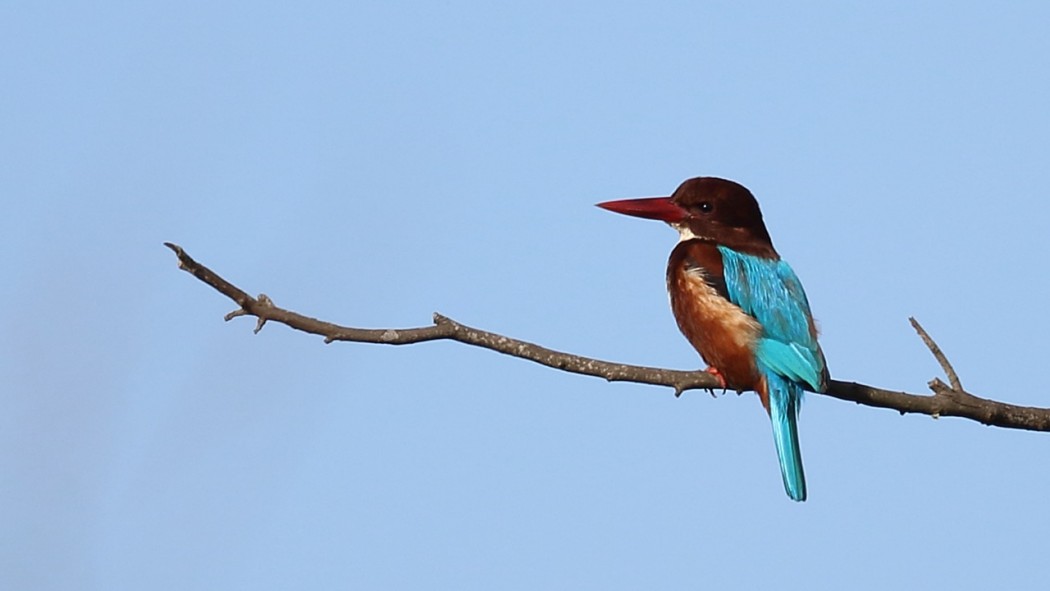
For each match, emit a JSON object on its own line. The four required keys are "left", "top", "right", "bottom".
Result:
{"left": 597, "top": 176, "right": 777, "bottom": 258}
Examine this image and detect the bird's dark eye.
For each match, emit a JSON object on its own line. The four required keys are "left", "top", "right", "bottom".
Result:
{"left": 698, "top": 201, "right": 713, "bottom": 213}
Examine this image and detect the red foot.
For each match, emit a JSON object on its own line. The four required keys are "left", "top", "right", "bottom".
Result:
{"left": 704, "top": 366, "right": 727, "bottom": 394}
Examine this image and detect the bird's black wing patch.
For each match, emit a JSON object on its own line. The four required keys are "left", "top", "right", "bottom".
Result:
{"left": 683, "top": 255, "right": 730, "bottom": 301}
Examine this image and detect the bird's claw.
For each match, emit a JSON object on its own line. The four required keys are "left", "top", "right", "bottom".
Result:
{"left": 704, "top": 366, "right": 729, "bottom": 396}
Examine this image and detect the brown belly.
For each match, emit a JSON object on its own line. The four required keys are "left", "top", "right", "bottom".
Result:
{"left": 668, "top": 265, "right": 762, "bottom": 391}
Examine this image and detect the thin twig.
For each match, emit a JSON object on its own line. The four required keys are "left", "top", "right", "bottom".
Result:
{"left": 909, "top": 317, "right": 963, "bottom": 391}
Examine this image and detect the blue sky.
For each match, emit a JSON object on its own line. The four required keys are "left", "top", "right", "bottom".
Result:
{"left": 3, "top": 2, "right": 1050, "bottom": 589}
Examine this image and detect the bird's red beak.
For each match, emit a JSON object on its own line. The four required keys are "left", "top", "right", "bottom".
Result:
{"left": 596, "top": 196, "right": 688, "bottom": 223}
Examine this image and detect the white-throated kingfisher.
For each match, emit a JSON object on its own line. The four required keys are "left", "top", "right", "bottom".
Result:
{"left": 598, "top": 177, "right": 828, "bottom": 501}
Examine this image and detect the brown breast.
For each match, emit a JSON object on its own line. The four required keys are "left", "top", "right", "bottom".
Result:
{"left": 667, "top": 241, "right": 762, "bottom": 391}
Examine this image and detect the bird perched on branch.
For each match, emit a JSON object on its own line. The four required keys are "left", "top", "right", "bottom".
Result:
{"left": 598, "top": 177, "right": 828, "bottom": 501}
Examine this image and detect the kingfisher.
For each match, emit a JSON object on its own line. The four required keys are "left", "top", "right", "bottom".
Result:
{"left": 597, "top": 177, "right": 828, "bottom": 501}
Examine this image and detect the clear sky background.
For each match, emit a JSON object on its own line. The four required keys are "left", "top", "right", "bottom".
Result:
{"left": 3, "top": 2, "right": 1049, "bottom": 589}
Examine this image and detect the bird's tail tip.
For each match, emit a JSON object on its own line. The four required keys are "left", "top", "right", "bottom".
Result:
{"left": 769, "top": 382, "right": 807, "bottom": 502}
{"left": 775, "top": 420, "right": 807, "bottom": 502}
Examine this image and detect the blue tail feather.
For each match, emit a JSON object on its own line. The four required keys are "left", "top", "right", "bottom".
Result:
{"left": 766, "top": 372, "right": 807, "bottom": 502}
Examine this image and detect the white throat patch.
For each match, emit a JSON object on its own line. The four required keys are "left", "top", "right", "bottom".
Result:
{"left": 672, "top": 223, "right": 703, "bottom": 243}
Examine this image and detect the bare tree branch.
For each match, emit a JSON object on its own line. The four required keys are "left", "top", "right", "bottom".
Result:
{"left": 165, "top": 242, "right": 1050, "bottom": 432}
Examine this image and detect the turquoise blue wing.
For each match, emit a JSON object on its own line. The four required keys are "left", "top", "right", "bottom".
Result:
{"left": 716, "top": 246, "right": 827, "bottom": 392}
{"left": 717, "top": 246, "right": 826, "bottom": 502}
